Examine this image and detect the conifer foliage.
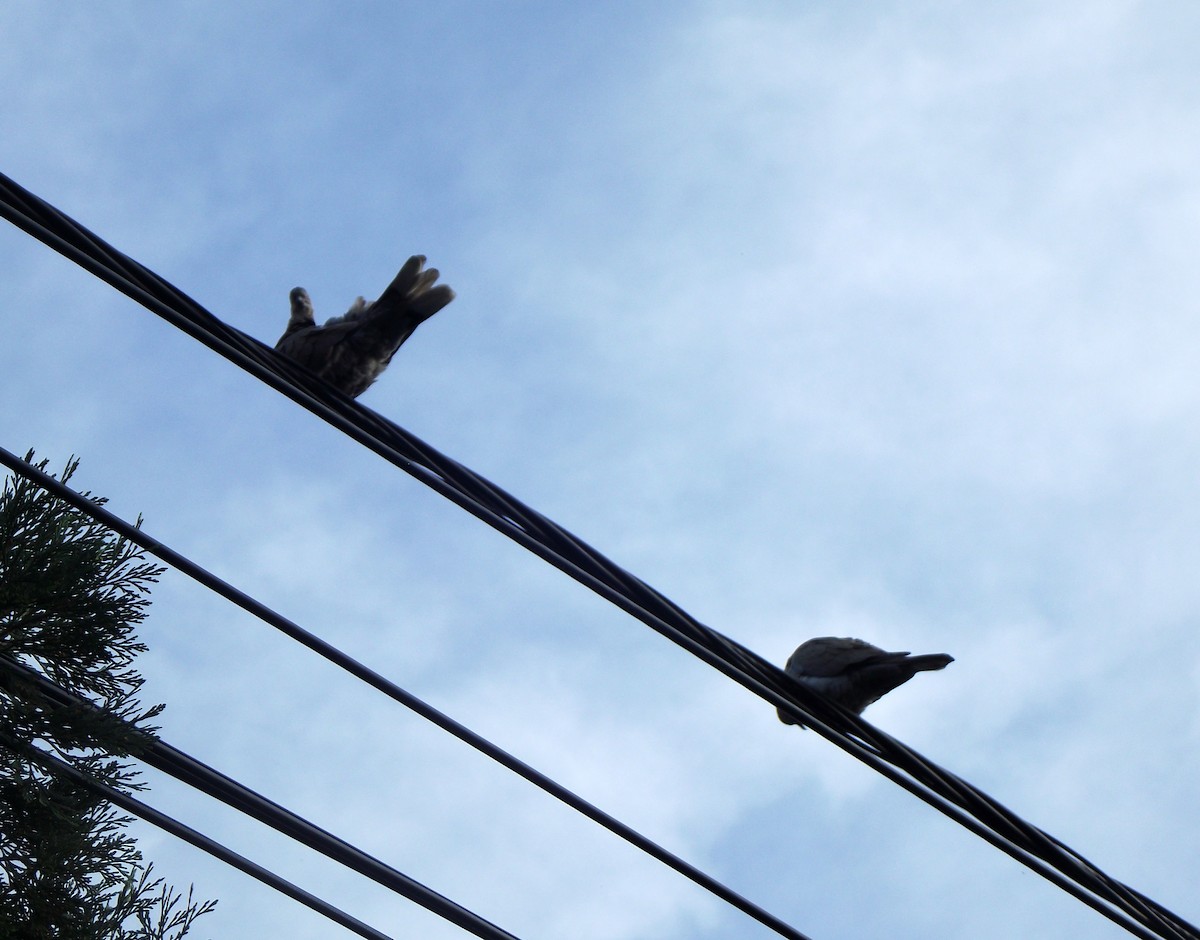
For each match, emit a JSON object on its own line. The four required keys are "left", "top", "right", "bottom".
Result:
{"left": 0, "top": 452, "right": 215, "bottom": 939}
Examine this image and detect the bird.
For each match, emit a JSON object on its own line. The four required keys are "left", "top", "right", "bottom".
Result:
{"left": 777, "top": 636, "right": 953, "bottom": 727}
{"left": 275, "top": 254, "right": 455, "bottom": 398}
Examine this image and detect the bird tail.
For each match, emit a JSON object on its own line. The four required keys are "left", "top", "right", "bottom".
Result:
{"left": 375, "top": 254, "right": 456, "bottom": 326}
{"left": 351, "top": 254, "right": 456, "bottom": 364}
{"left": 907, "top": 653, "right": 954, "bottom": 673}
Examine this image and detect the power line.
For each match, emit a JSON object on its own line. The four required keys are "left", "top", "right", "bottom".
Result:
{"left": 1, "top": 170, "right": 1196, "bottom": 940}
{"left": 0, "top": 656, "right": 522, "bottom": 940}
{"left": 0, "top": 731, "right": 395, "bottom": 940}
{"left": 0, "top": 444, "right": 813, "bottom": 940}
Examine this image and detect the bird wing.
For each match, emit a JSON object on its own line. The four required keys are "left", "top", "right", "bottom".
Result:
{"left": 787, "top": 637, "right": 910, "bottom": 678}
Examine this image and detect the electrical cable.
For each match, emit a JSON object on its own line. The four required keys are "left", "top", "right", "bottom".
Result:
{"left": 0, "top": 733, "right": 395, "bottom": 940}
{"left": 0, "top": 443, "right": 814, "bottom": 940}
{"left": 0, "top": 657, "right": 521, "bottom": 940}
{"left": 2, "top": 170, "right": 1196, "bottom": 940}
{"left": 0, "top": 171, "right": 1189, "bottom": 940}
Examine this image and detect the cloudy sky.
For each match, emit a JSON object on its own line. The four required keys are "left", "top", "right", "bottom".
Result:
{"left": 4, "top": 2, "right": 1200, "bottom": 937}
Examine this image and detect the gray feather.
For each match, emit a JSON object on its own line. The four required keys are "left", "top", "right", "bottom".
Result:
{"left": 777, "top": 636, "right": 953, "bottom": 727}
{"left": 275, "top": 254, "right": 455, "bottom": 398}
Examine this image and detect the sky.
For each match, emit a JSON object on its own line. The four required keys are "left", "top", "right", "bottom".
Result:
{"left": 3, "top": 2, "right": 1200, "bottom": 938}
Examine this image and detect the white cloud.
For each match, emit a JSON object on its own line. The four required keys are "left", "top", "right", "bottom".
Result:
{"left": 4, "top": 1, "right": 1200, "bottom": 937}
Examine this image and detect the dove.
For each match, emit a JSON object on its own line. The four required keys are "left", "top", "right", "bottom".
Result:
{"left": 777, "top": 636, "right": 953, "bottom": 726}
{"left": 275, "top": 254, "right": 455, "bottom": 398}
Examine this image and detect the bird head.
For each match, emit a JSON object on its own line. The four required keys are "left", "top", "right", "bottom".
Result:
{"left": 287, "top": 287, "right": 315, "bottom": 328}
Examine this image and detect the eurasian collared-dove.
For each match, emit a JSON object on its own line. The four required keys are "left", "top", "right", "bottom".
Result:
{"left": 777, "top": 636, "right": 952, "bottom": 726}
{"left": 275, "top": 254, "right": 455, "bottom": 398}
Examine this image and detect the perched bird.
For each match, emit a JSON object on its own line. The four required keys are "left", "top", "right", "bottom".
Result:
{"left": 275, "top": 254, "right": 455, "bottom": 398}
{"left": 777, "top": 636, "right": 953, "bottom": 727}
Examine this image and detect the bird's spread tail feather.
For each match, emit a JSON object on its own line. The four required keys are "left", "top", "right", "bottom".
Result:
{"left": 376, "top": 254, "right": 456, "bottom": 325}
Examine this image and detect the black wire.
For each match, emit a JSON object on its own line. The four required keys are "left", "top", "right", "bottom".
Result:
{"left": 4, "top": 445, "right": 1178, "bottom": 940}
{"left": 0, "top": 657, "right": 521, "bottom": 940}
{"left": 0, "top": 733, "right": 395, "bottom": 940}
{"left": 2, "top": 169, "right": 1196, "bottom": 940}
{"left": 0, "top": 444, "right": 814, "bottom": 940}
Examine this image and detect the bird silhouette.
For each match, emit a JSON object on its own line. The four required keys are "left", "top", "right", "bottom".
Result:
{"left": 777, "top": 636, "right": 952, "bottom": 727}
{"left": 275, "top": 254, "right": 455, "bottom": 398}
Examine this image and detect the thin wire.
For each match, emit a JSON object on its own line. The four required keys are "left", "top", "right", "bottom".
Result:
{"left": 2, "top": 170, "right": 1196, "bottom": 940}
{"left": 0, "top": 657, "right": 521, "bottom": 940}
{"left": 4, "top": 448, "right": 1174, "bottom": 940}
{"left": 0, "top": 444, "right": 814, "bottom": 940}
{"left": 0, "top": 733, "right": 395, "bottom": 940}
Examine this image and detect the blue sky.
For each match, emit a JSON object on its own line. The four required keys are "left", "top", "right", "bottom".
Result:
{"left": 4, "top": 2, "right": 1200, "bottom": 937}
